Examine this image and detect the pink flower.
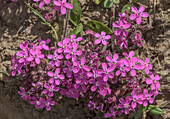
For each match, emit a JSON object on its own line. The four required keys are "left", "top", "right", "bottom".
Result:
{"left": 58, "top": 38, "right": 71, "bottom": 53}
{"left": 30, "top": 97, "right": 45, "bottom": 109}
{"left": 106, "top": 53, "right": 119, "bottom": 67}
{"left": 42, "top": 98, "right": 55, "bottom": 111}
{"left": 146, "top": 73, "right": 160, "bottom": 90}
{"left": 118, "top": 96, "right": 132, "bottom": 114}
{"left": 130, "top": 6, "right": 149, "bottom": 24}
{"left": 54, "top": 0, "right": 73, "bottom": 15}
{"left": 141, "top": 89, "right": 154, "bottom": 106}
{"left": 43, "top": 83, "right": 59, "bottom": 97}
{"left": 115, "top": 36, "right": 128, "bottom": 49}
{"left": 37, "top": 39, "right": 50, "bottom": 50}
{"left": 18, "top": 87, "right": 31, "bottom": 100}
{"left": 101, "top": 63, "right": 114, "bottom": 82}
{"left": 139, "top": 57, "right": 152, "bottom": 74}
{"left": 94, "top": 31, "right": 111, "bottom": 45}
{"left": 27, "top": 48, "right": 45, "bottom": 64}
{"left": 130, "top": 90, "right": 143, "bottom": 108}
{"left": 113, "top": 19, "right": 131, "bottom": 37}
{"left": 104, "top": 105, "right": 117, "bottom": 119}
{"left": 33, "top": 0, "right": 51, "bottom": 9}
{"left": 65, "top": 43, "right": 82, "bottom": 61}
{"left": 72, "top": 57, "right": 90, "bottom": 73}
{"left": 48, "top": 49, "right": 63, "bottom": 67}
{"left": 48, "top": 68, "right": 65, "bottom": 85}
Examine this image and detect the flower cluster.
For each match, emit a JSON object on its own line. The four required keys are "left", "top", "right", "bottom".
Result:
{"left": 11, "top": 0, "right": 73, "bottom": 15}
{"left": 113, "top": 6, "right": 149, "bottom": 48}
{"left": 10, "top": 5, "right": 160, "bottom": 119}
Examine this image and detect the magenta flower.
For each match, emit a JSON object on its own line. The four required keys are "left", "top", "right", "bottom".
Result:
{"left": 48, "top": 68, "right": 65, "bottom": 85}
{"left": 48, "top": 49, "right": 63, "bottom": 67}
{"left": 11, "top": 54, "right": 22, "bottom": 76}
{"left": 127, "top": 57, "right": 141, "bottom": 76}
{"left": 106, "top": 53, "right": 119, "bottom": 67}
{"left": 113, "top": 19, "right": 131, "bottom": 37}
{"left": 63, "top": 61, "right": 73, "bottom": 78}
{"left": 89, "top": 78, "right": 106, "bottom": 92}
{"left": 42, "top": 98, "right": 55, "bottom": 111}
{"left": 57, "top": 38, "right": 71, "bottom": 53}
{"left": 43, "top": 83, "right": 59, "bottom": 97}
{"left": 70, "top": 34, "right": 82, "bottom": 45}
{"left": 146, "top": 73, "right": 160, "bottom": 90}
{"left": 115, "top": 36, "right": 128, "bottom": 49}
{"left": 30, "top": 97, "right": 45, "bottom": 109}
{"left": 130, "top": 90, "right": 143, "bottom": 108}
{"left": 94, "top": 31, "right": 111, "bottom": 45}
{"left": 16, "top": 49, "right": 29, "bottom": 63}
{"left": 104, "top": 105, "right": 117, "bottom": 119}
{"left": 37, "top": 39, "right": 50, "bottom": 50}
{"left": 141, "top": 89, "right": 154, "bottom": 106}
{"left": 72, "top": 57, "right": 90, "bottom": 73}
{"left": 33, "top": 0, "right": 51, "bottom": 8}
{"left": 65, "top": 44, "right": 82, "bottom": 61}
{"left": 139, "top": 57, "right": 152, "bottom": 74}
{"left": 116, "top": 61, "right": 127, "bottom": 77}
{"left": 118, "top": 96, "right": 132, "bottom": 114}
{"left": 54, "top": 0, "right": 73, "bottom": 15}
{"left": 130, "top": 6, "right": 149, "bottom": 24}
{"left": 18, "top": 87, "right": 31, "bottom": 100}
{"left": 101, "top": 63, "right": 114, "bottom": 82}
{"left": 27, "top": 48, "right": 44, "bottom": 64}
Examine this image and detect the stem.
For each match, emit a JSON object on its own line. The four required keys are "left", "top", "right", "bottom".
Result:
{"left": 63, "top": 0, "right": 72, "bottom": 39}
{"left": 48, "top": 24, "right": 58, "bottom": 43}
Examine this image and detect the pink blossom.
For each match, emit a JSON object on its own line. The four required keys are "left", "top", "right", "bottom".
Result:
{"left": 106, "top": 53, "right": 119, "bottom": 67}
{"left": 54, "top": 0, "right": 73, "bottom": 15}
{"left": 146, "top": 73, "right": 160, "bottom": 90}
{"left": 130, "top": 6, "right": 149, "bottom": 24}
{"left": 42, "top": 98, "right": 55, "bottom": 110}
{"left": 115, "top": 36, "right": 128, "bottom": 49}
{"left": 48, "top": 68, "right": 65, "bottom": 85}
{"left": 104, "top": 105, "right": 117, "bottom": 119}
{"left": 141, "top": 89, "right": 154, "bottom": 106}
{"left": 43, "top": 83, "right": 59, "bottom": 97}
{"left": 138, "top": 57, "right": 152, "bottom": 74}
{"left": 118, "top": 96, "right": 132, "bottom": 114}
{"left": 94, "top": 31, "right": 111, "bottom": 45}
{"left": 101, "top": 63, "right": 114, "bottom": 82}
{"left": 33, "top": 0, "right": 51, "bottom": 9}
{"left": 113, "top": 19, "right": 131, "bottom": 37}
{"left": 48, "top": 49, "right": 63, "bottom": 67}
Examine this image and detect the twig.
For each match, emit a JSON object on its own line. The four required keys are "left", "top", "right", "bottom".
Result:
{"left": 63, "top": 0, "right": 72, "bottom": 39}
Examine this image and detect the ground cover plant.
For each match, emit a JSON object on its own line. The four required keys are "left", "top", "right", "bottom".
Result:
{"left": 9, "top": 0, "right": 164, "bottom": 118}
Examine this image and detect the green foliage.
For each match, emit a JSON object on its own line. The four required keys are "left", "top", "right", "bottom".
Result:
{"left": 134, "top": 50, "right": 139, "bottom": 57}
{"left": 87, "top": 20, "right": 111, "bottom": 34}
{"left": 25, "top": 2, "right": 58, "bottom": 42}
{"left": 25, "top": 2, "right": 47, "bottom": 23}
{"left": 94, "top": 0, "right": 102, "bottom": 4}
{"left": 103, "top": 0, "right": 120, "bottom": 8}
{"left": 121, "top": 4, "right": 131, "bottom": 14}
{"left": 69, "top": 0, "right": 82, "bottom": 26}
{"left": 69, "top": 23, "right": 83, "bottom": 37}
{"left": 103, "top": 0, "right": 114, "bottom": 8}
{"left": 148, "top": 105, "right": 164, "bottom": 115}
{"left": 135, "top": 105, "right": 147, "bottom": 119}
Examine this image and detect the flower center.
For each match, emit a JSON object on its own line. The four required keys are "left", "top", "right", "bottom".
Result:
{"left": 94, "top": 74, "right": 97, "bottom": 78}
{"left": 54, "top": 75, "right": 58, "bottom": 78}
{"left": 36, "top": 101, "right": 40, "bottom": 105}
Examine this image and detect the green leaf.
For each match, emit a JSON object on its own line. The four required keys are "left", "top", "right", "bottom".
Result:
{"left": 113, "top": 0, "right": 120, "bottom": 4}
{"left": 95, "top": 0, "right": 102, "bottom": 4}
{"left": 25, "top": 2, "right": 47, "bottom": 23}
{"left": 148, "top": 105, "right": 163, "bottom": 115}
{"left": 133, "top": 50, "right": 139, "bottom": 57}
{"left": 87, "top": 20, "right": 111, "bottom": 34}
{"left": 103, "top": 0, "right": 114, "bottom": 8}
{"left": 135, "top": 105, "right": 145, "bottom": 119}
{"left": 132, "top": 0, "right": 138, "bottom": 2}
{"left": 69, "top": 23, "right": 83, "bottom": 37}
{"left": 121, "top": 4, "right": 131, "bottom": 14}
{"left": 69, "top": 0, "right": 82, "bottom": 26}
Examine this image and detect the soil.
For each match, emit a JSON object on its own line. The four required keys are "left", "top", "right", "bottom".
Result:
{"left": 0, "top": 0, "right": 169, "bottom": 119}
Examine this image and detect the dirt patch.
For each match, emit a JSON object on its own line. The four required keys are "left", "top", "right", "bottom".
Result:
{"left": 0, "top": 0, "right": 169, "bottom": 119}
